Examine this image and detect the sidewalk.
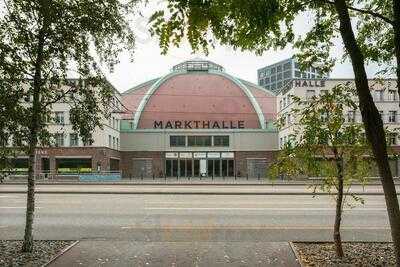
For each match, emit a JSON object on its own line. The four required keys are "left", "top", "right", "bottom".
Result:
{"left": 48, "top": 241, "right": 299, "bottom": 267}
{"left": 1, "top": 183, "right": 399, "bottom": 195}
{"left": 4, "top": 177, "right": 398, "bottom": 186}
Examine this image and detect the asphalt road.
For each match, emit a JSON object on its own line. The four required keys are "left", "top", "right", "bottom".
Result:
{"left": 0, "top": 193, "right": 396, "bottom": 242}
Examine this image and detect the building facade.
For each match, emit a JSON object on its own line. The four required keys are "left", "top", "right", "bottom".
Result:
{"left": 276, "top": 78, "right": 400, "bottom": 176}
{"left": 4, "top": 59, "right": 399, "bottom": 179}
{"left": 119, "top": 59, "right": 278, "bottom": 178}
{"left": 6, "top": 80, "right": 123, "bottom": 178}
{"left": 257, "top": 57, "right": 329, "bottom": 92}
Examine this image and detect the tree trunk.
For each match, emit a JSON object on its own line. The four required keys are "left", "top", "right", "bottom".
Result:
{"left": 334, "top": 0, "right": 400, "bottom": 265}
{"left": 21, "top": 27, "right": 45, "bottom": 253}
{"left": 333, "top": 151, "right": 344, "bottom": 258}
{"left": 21, "top": 149, "right": 36, "bottom": 252}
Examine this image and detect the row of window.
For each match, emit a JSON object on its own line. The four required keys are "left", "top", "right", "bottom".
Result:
{"left": 347, "top": 110, "right": 400, "bottom": 124}
{"left": 280, "top": 110, "right": 400, "bottom": 128}
{"left": 279, "top": 94, "right": 293, "bottom": 111}
{"left": 285, "top": 89, "right": 398, "bottom": 109}
{"left": 108, "top": 135, "right": 119, "bottom": 150}
{"left": 109, "top": 116, "right": 120, "bottom": 130}
{"left": 54, "top": 133, "right": 90, "bottom": 147}
{"left": 373, "top": 89, "right": 398, "bottom": 101}
{"left": 50, "top": 111, "right": 120, "bottom": 131}
{"left": 280, "top": 133, "right": 400, "bottom": 148}
{"left": 261, "top": 79, "right": 292, "bottom": 91}
{"left": 170, "top": 135, "right": 229, "bottom": 147}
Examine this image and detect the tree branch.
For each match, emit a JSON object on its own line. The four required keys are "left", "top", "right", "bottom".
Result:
{"left": 322, "top": 0, "right": 394, "bottom": 25}
{"left": 43, "top": 84, "right": 76, "bottom": 107}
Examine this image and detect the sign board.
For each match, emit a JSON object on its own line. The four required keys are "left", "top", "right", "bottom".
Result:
{"left": 79, "top": 173, "right": 121, "bottom": 181}
{"left": 193, "top": 152, "right": 207, "bottom": 158}
{"left": 154, "top": 120, "right": 245, "bottom": 129}
{"left": 293, "top": 80, "right": 325, "bottom": 88}
{"left": 165, "top": 152, "right": 179, "bottom": 158}
{"left": 207, "top": 152, "right": 220, "bottom": 159}
{"left": 179, "top": 152, "right": 192, "bottom": 159}
{"left": 221, "top": 152, "right": 234, "bottom": 158}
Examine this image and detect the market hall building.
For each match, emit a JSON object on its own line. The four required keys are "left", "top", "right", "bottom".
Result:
{"left": 119, "top": 59, "right": 278, "bottom": 178}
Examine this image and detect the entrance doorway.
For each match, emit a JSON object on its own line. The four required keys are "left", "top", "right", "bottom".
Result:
{"left": 165, "top": 152, "right": 235, "bottom": 178}
{"left": 165, "top": 159, "right": 178, "bottom": 177}
{"left": 207, "top": 159, "right": 234, "bottom": 177}
{"left": 222, "top": 159, "right": 235, "bottom": 177}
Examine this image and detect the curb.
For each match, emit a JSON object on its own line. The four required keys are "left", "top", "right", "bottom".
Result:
{"left": 42, "top": 240, "right": 79, "bottom": 267}
{"left": 289, "top": 242, "right": 304, "bottom": 267}
{"left": 3, "top": 182, "right": 397, "bottom": 186}
{"left": 0, "top": 191, "right": 395, "bottom": 196}
{"left": 2, "top": 181, "right": 319, "bottom": 186}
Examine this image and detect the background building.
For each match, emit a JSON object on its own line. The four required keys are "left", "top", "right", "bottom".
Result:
{"left": 6, "top": 80, "right": 123, "bottom": 178}
{"left": 257, "top": 57, "right": 329, "bottom": 92}
{"left": 276, "top": 78, "right": 400, "bottom": 176}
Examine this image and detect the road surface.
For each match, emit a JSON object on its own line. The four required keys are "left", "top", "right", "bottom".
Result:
{"left": 0, "top": 192, "right": 396, "bottom": 242}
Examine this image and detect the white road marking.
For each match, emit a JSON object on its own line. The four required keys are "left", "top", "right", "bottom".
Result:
{"left": 144, "top": 207, "right": 386, "bottom": 211}
{"left": 120, "top": 225, "right": 390, "bottom": 230}
{"left": 0, "top": 206, "right": 41, "bottom": 209}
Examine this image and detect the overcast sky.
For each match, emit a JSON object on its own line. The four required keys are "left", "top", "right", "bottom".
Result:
{"left": 104, "top": 3, "right": 382, "bottom": 93}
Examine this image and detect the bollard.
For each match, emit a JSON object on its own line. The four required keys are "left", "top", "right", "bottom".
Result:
{"left": 246, "top": 174, "right": 248, "bottom": 180}
{"left": 258, "top": 173, "right": 260, "bottom": 180}
{"left": 153, "top": 174, "right": 155, "bottom": 180}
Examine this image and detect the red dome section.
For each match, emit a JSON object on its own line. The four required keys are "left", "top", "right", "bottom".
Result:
{"left": 245, "top": 83, "right": 276, "bottom": 122}
{"left": 137, "top": 73, "right": 262, "bottom": 129}
{"left": 121, "top": 85, "right": 149, "bottom": 119}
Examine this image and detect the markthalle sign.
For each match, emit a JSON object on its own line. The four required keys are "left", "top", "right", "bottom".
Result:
{"left": 154, "top": 120, "right": 245, "bottom": 129}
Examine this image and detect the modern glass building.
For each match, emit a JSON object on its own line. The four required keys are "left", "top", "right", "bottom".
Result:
{"left": 257, "top": 57, "right": 329, "bottom": 92}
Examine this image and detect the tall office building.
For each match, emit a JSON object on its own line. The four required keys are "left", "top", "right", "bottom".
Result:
{"left": 257, "top": 57, "right": 329, "bottom": 92}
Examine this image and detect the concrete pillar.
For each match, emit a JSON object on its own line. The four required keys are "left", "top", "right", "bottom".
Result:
{"left": 49, "top": 156, "right": 56, "bottom": 173}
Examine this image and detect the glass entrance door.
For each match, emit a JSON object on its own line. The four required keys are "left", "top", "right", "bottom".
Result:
{"left": 207, "top": 159, "right": 214, "bottom": 177}
{"left": 194, "top": 159, "right": 200, "bottom": 177}
{"left": 207, "top": 159, "right": 222, "bottom": 177}
{"left": 214, "top": 160, "right": 221, "bottom": 177}
{"left": 222, "top": 159, "right": 235, "bottom": 177}
{"left": 178, "top": 159, "right": 193, "bottom": 177}
{"left": 166, "top": 159, "right": 178, "bottom": 177}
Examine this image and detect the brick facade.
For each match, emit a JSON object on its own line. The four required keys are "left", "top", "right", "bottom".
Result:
{"left": 34, "top": 147, "right": 120, "bottom": 174}
{"left": 118, "top": 150, "right": 278, "bottom": 178}
{"left": 16, "top": 149, "right": 278, "bottom": 178}
{"left": 235, "top": 151, "right": 278, "bottom": 177}
{"left": 120, "top": 151, "right": 164, "bottom": 178}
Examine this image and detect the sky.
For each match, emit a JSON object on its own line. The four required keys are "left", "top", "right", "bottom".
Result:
{"left": 104, "top": 2, "right": 382, "bottom": 93}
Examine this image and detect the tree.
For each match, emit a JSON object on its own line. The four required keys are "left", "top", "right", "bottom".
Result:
{"left": 270, "top": 84, "right": 372, "bottom": 257}
{"left": 0, "top": 0, "right": 136, "bottom": 252}
{"left": 149, "top": 0, "right": 400, "bottom": 263}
